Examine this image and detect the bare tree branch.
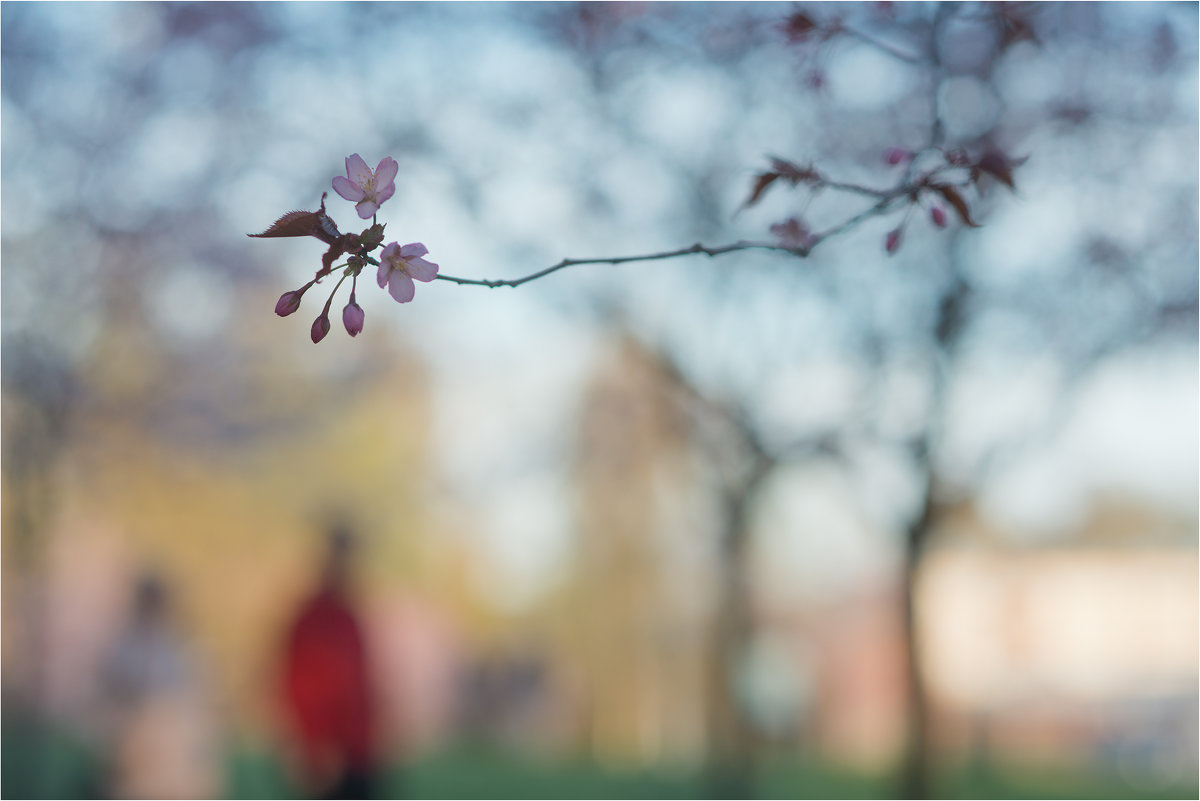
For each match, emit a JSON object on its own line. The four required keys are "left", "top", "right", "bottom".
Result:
{"left": 434, "top": 241, "right": 808, "bottom": 289}
{"left": 842, "top": 25, "right": 924, "bottom": 65}
{"left": 435, "top": 174, "right": 933, "bottom": 289}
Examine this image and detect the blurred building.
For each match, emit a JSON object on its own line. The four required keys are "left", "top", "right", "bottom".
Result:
{"left": 920, "top": 500, "right": 1198, "bottom": 782}
{"left": 557, "top": 334, "right": 1198, "bottom": 786}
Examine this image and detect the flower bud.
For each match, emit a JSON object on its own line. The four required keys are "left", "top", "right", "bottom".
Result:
{"left": 930, "top": 206, "right": 948, "bottom": 228}
{"left": 275, "top": 283, "right": 312, "bottom": 317}
{"left": 311, "top": 313, "right": 331, "bottom": 344}
{"left": 883, "top": 147, "right": 912, "bottom": 166}
{"left": 885, "top": 228, "right": 902, "bottom": 254}
{"left": 343, "top": 296, "right": 365, "bottom": 337}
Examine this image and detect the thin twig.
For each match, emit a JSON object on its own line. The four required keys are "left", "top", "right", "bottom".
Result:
{"left": 842, "top": 25, "right": 923, "bottom": 64}
{"left": 434, "top": 241, "right": 808, "bottom": 289}
{"left": 814, "top": 175, "right": 898, "bottom": 198}
{"left": 433, "top": 169, "right": 971, "bottom": 290}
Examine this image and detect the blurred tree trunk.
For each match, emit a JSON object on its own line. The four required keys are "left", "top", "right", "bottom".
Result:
{"left": 898, "top": 270, "right": 967, "bottom": 798}
{"left": 899, "top": 466, "right": 938, "bottom": 799}
{"left": 707, "top": 455, "right": 771, "bottom": 799}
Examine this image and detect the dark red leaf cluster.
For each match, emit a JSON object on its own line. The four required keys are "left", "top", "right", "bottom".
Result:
{"left": 769, "top": 216, "right": 815, "bottom": 250}
{"left": 744, "top": 157, "right": 821, "bottom": 208}
{"left": 928, "top": 184, "right": 980, "bottom": 227}
{"left": 248, "top": 192, "right": 375, "bottom": 277}
{"left": 781, "top": 11, "right": 818, "bottom": 43}
{"left": 972, "top": 149, "right": 1028, "bottom": 190}
{"left": 998, "top": 5, "right": 1038, "bottom": 52}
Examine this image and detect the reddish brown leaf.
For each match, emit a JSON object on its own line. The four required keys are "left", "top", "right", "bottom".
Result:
{"left": 248, "top": 209, "right": 326, "bottom": 239}
{"left": 247, "top": 192, "right": 342, "bottom": 243}
{"left": 769, "top": 157, "right": 819, "bottom": 184}
{"left": 974, "top": 149, "right": 1028, "bottom": 190}
{"left": 321, "top": 241, "right": 348, "bottom": 274}
{"left": 745, "top": 171, "right": 781, "bottom": 208}
{"left": 932, "top": 184, "right": 981, "bottom": 227}
{"left": 781, "top": 11, "right": 818, "bottom": 43}
{"left": 998, "top": 6, "right": 1038, "bottom": 51}
{"left": 769, "top": 216, "right": 815, "bottom": 250}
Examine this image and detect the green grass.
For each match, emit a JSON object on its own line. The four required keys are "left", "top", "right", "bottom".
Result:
{"left": 1, "top": 712, "right": 102, "bottom": 800}
{"left": 5, "top": 715, "right": 1196, "bottom": 799}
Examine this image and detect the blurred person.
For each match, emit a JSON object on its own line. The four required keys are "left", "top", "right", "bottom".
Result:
{"left": 280, "top": 524, "right": 379, "bottom": 799}
{"left": 98, "top": 570, "right": 221, "bottom": 799}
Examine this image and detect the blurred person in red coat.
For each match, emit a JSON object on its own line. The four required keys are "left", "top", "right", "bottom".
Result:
{"left": 280, "top": 524, "right": 377, "bottom": 798}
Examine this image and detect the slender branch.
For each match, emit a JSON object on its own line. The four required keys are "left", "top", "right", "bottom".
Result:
{"left": 434, "top": 241, "right": 808, "bottom": 289}
{"left": 816, "top": 177, "right": 892, "bottom": 198}
{"left": 432, "top": 165, "right": 976, "bottom": 290}
{"left": 842, "top": 25, "right": 924, "bottom": 65}
{"left": 812, "top": 194, "right": 906, "bottom": 245}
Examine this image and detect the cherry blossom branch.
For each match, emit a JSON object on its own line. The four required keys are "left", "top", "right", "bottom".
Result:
{"left": 433, "top": 168, "right": 963, "bottom": 290}
{"left": 434, "top": 241, "right": 808, "bottom": 289}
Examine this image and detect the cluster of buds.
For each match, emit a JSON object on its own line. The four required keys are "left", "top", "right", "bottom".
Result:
{"left": 878, "top": 144, "right": 1025, "bottom": 256}
{"left": 249, "top": 154, "right": 439, "bottom": 343}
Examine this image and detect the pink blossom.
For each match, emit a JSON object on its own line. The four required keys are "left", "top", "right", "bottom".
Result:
{"left": 332, "top": 154, "right": 398, "bottom": 219}
{"left": 377, "top": 242, "right": 438, "bottom": 304}
{"left": 343, "top": 295, "right": 365, "bottom": 337}
{"left": 885, "top": 228, "right": 902, "bottom": 254}
{"left": 883, "top": 147, "right": 913, "bottom": 166}
{"left": 311, "top": 312, "right": 331, "bottom": 343}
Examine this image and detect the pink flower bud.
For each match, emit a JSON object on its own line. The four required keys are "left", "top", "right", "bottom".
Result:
{"left": 275, "top": 283, "right": 312, "bottom": 317}
{"left": 343, "top": 297, "right": 364, "bottom": 337}
{"left": 885, "top": 228, "right": 902, "bottom": 254}
{"left": 311, "top": 313, "right": 331, "bottom": 344}
{"left": 930, "top": 206, "right": 948, "bottom": 228}
{"left": 884, "top": 147, "right": 912, "bottom": 166}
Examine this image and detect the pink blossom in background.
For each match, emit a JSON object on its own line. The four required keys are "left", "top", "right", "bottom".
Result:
{"left": 332, "top": 154, "right": 398, "bottom": 219}
{"left": 377, "top": 242, "right": 439, "bottom": 304}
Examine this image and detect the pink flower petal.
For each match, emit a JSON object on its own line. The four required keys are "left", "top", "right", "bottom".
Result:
{"left": 408, "top": 257, "right": 439, "bottom": 282}
{"left": 376, "top": 182, "right": 395, "bottom": 204}
{"left": 355, "top": 199, "right": 380, "bottom": 219}
{"left": 375, "top": 157, "right": 398, "bottom": 186}
{"left": 399, "top": 242, "right": 428, "bottom": 258}
{"left": 387, "top": 272, "right": 416, "bottom": 303}
{"left": 332, "top": 175, "right": 365, "bottom": 202}
{"left": 346, "top": 153, "right": 372, "bottom": 185}
{"left": 377, "top": 262, "right": 391, "bottom": 289}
